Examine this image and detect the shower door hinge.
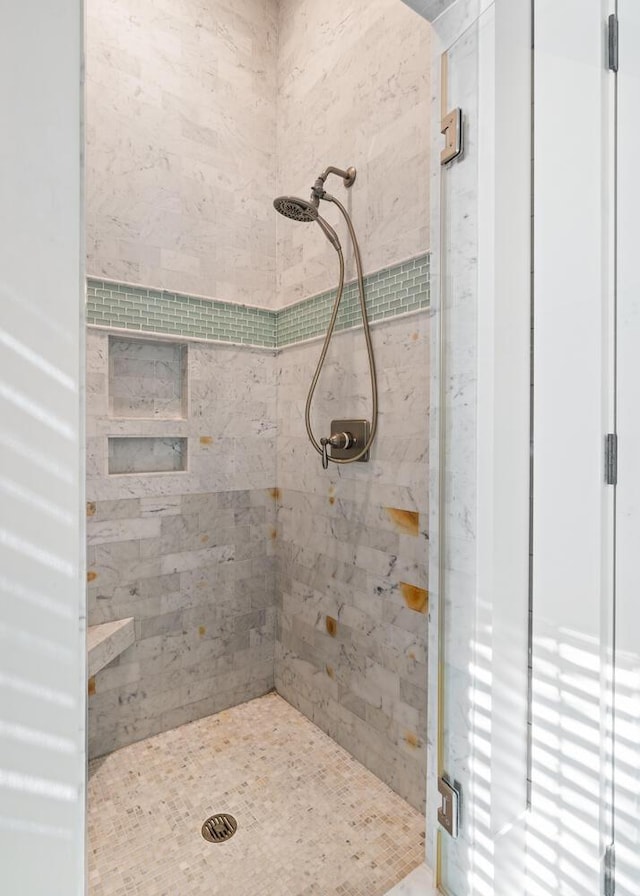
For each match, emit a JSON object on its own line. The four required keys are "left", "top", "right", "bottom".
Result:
{"left": 608, "top": 14, "right": 619, "bottom": 72}
{"left": 604, "top": 844, "right": 615, "bottom": 896}
{"left": 605, "top": 433, "right": 618, "bottom": 485}
{"left": 441, "top": 108, "right": 463, "bottom": 166}
{"left": 437, "top": 776, "right": 460, "bottom": 839}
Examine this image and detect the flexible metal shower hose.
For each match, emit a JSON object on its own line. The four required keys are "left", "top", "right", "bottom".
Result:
{"left": 304, "top": 194, "right": 378, "bottom": 465}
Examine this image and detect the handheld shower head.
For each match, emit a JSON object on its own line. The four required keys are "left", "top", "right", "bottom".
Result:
{"left": 273, "top": 196, "right": 318, "bottom": 223}
{"left": 273, "top": 195, "right": 341, "bottom": 251}
{"left": 273, "top": 167, "right": 377, "bottom": 471}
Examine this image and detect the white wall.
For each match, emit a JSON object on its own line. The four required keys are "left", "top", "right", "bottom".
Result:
{"left": 0, "top": 2, "right": 85, "bottom": 894}
{"left": 529, "top": 1, "right": 615, "bottom": 894}
{"left": 613, "top": 3, "right": 640, "bottom": 893}
{"left": 86, "top": 0, "right": 278, "bottom": 306}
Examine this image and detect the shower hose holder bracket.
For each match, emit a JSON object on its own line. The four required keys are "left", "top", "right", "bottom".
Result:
{"left": 437, "top": 776, "right": 460, "bottom": 839}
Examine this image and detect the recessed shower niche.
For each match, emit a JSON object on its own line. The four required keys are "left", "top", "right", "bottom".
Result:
{"left": 108, "top": 335, "right": 187, "bottom": 419}
{"left": 107, "top": 335, "right": 188, "bottom": 475}
{"left": 107, "top": 436, "right": 187, "bottom": 474}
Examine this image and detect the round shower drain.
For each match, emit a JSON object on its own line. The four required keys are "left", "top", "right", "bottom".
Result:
{"left": 201, "top": 814, "right": 237, "bottom": 844}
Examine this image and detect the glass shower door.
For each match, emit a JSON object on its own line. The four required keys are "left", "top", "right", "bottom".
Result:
{"left": 438, "top": 3, "right": 622, "bottom": 894}
{"left": 436, "top": 3, "right": 532, "bottom": 893}
{"left": 436, "top": 16, "right": 480, "bottom": 895}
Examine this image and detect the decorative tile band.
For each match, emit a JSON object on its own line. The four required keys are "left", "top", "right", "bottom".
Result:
{"left": 277, "top": 254, "right": 429, "bottom": 347}
{"left": 87, "top": 253, "right": 430, "bottom": 349}
{"left": 86, "top": 283, "right": 277, "bottom": 347}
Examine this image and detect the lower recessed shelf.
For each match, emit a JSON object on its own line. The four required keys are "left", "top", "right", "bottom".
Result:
{"left": 108, "top": 436, "right": 187, "bottom": 474}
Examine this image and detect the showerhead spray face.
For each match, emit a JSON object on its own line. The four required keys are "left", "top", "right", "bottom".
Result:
{"left": 273, "top": 196, "right": 318, "bottom": 223}
{"left": 273, "top": 195, "right": 341, "bottom": 251}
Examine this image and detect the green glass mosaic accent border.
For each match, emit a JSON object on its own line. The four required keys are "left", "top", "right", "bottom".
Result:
{"left": 277, "top": 254, "right": 429, "bottom": 347}
{"left": 86, "top": 253, "right": 429, "bottom": 349}
{"left": 86, "top": 282, "right": 277, "bottom": 347}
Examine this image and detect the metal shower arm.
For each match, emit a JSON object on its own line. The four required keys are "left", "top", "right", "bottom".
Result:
{"left": 319, "top": 166, "right": 356, "bottom": 186}
{"left": 312, "top": 165, "right": 357, "bottom": 200}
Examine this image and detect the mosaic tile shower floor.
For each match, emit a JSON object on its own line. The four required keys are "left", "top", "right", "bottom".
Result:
{"left": 88, "top": 693, "right": 425, "bottom": 896}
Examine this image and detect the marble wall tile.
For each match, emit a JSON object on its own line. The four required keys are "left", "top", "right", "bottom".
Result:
{"left": 109, "top": 337, "right": 187, "bottom": 419}
{"left": 86, "top": 331, "right": 278, "bottom": 500}
{"left": 276, "top": 0, "right": 431, "bottom": 306}
{"left": 86, "top": 0, "right": 278, "bottom": 306}
{"left": 87, "top": 328, "right": 277, "bottom": 758}
{"left": 400, "top": 0, "right": 457, "bottom": 22}
{"left": 275, "top": 312, "right": 430, "bottom": 812}
{"left": 87, "top": 0, "right": 431, "bottom": 318}
{"left": 107, "top": 436, "right": 187, "bottom": 474}
{"left": 85, "top": 0, "right": 432, "bottom": 823}
{"left": 87, "top": 619, "right": 136, "bottom": 678}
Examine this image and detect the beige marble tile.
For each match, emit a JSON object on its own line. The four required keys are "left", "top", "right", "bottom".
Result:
{"left": 87, "top": 0, "right": 431, "bottom": 311}
{"left": 276, "top": 0, "right": 431, "bottom": 306}
{"left": 87, "top": 330, "right": 278, "bottom": 759}
{"left": 88, "top": 693, "right": 424, "bottom": 896}
{"left": 87, "top": 618, "right": 135, "bottom": 677}
{"left": 275, "top": 315, "right": 429, "bottom": 811}
{"left": 85, "top": 0, "right": 278, "bottom": 307}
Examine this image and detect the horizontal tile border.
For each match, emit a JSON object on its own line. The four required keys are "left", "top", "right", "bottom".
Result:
{"left": 278, "top": 254, "right": 429, "bottom": 347}
{"left": 87, "top": 253, "right": 430, "bottom": 349}
{"left": 86, "top": 281, "right": 277, "bottom": 347}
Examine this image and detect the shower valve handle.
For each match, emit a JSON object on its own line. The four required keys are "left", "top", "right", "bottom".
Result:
{"left": 320, "top": 432, "right": 355, "bottom": 469}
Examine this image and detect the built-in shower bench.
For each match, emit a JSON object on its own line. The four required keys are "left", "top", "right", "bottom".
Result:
{"left": 87, "top": 618, "right": 135, "bottom": 678}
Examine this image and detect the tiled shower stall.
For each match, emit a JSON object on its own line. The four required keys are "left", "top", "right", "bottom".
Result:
{"left": 86, "top": 0, "right": 432, "bottom": 826}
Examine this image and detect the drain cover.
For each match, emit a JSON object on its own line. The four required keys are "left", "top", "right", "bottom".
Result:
{"left": 201, "top": 814, "right": 237, "bottom": 844}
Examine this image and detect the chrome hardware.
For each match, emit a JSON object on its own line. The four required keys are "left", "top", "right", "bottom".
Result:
{"left": 437, "top": 776, "right": 460, "bottom": 839}
{"left": 604, "top": 843, "right": 615, "bottom": 896}
{"left": 605, "top": 433, "right": 618, "bottom": 485}
{"left": 276, "top": 171, "right": 378, "bottom": 471}
{"left": 441, "top": 107, "right": 463, "bottom": 165}
{"left": 329, "top": 432, "right": 355, "bottom": 450}
{"left": 608, "top": 14, "right": 619, "bottom": 73}
{"left": 320, "top": 438, "right": 330, "bottom": 470}
{"left": 320, "top": 430, "right": 357, "bottom": 470}
{"left": 319, "top": 419, "right": 370, "bottom": 469}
